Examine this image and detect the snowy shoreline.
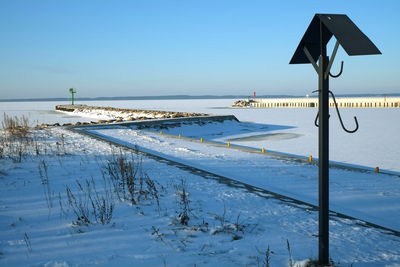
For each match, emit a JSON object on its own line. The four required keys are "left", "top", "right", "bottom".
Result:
{"left": 1, "top": 104, "right": 400, "bottom": 266}
{"left": 1, "top": 99, "right": 399, "bottom": 173}
{"left": 1, "top": 124, "right": 399, "bottom": 266}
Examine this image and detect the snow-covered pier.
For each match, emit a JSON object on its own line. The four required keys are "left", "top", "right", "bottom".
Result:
{"left": 53, "top": 104, "right": 236, "bottom": 127}
{"left": 55, "top": 104, "right": 208, "bottom": 120}
{"left": 233, "top": 97, "right": 400, "bottom": 108}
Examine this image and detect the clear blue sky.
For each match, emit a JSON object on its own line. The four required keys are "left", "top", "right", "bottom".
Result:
{"left": 0, "top": 0, "right": 399, "bottom": 99}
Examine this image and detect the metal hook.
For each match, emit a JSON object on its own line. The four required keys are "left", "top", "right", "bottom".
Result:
{"left": 312, "top": 90, "right": 358, "bottom": 133}
{"left": 329, "top": 90, "right": 358, "bottom": 133}
{"left": 314, "top": 112, "right": 320, "bottom": 127}
{"left": 329, "top": 61, "right": 344, "bottom": 78}
{"left": 313, "top": 90, "right": 321, "bottom": 127}
{"left": 314, "top": 112, "right": 330, "bottom": 127}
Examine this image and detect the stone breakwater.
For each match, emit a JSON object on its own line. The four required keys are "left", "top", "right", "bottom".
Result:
{"left": 232, "top": 99, "right": 255, "bottom": 107}
{"left": 36, "top": 105, "right": 209, "bottom": 128}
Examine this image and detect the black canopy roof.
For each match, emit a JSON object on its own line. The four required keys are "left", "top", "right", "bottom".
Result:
{"left": 290, "top": 14, "right": 381, "bottom": 64}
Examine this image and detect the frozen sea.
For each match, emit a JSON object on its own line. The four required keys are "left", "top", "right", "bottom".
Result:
{"left": 1, "top": 98, "right": 399, "bottom": 173}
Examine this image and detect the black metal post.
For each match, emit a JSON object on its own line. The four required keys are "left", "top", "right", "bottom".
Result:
{"left": 290, "top": 13, "right": 381, "bottom": 266}
{"left": 318, "top": 22, "right": 330, "bottom": 266}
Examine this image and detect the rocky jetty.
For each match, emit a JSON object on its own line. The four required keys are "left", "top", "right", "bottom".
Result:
{"left": 48, "top": 104, "right": 209, "bottom": 128}
{"left": 231, "top": 99, "right": 255, "bottom": 107}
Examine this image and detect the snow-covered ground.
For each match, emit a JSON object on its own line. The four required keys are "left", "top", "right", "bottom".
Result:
{"left": 1, "top": 99, "right": 400, "bottom": 266}
{"left": 1, "top": 127, "right": 400, "bottom": 267}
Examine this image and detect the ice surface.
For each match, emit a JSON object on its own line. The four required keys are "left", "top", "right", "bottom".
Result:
{"left": 1, "top": 99, "right": 399, "bottom": 172}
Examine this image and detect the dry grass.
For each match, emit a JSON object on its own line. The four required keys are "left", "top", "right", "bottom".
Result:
{"left": 103, "top": 152, "right": 161, "bottom": 208}
{"left": 65, "top": 178, "right": 114, "bottom": 226}
{"left": 2, "top": 113, "right": 30, "bottom": 139}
